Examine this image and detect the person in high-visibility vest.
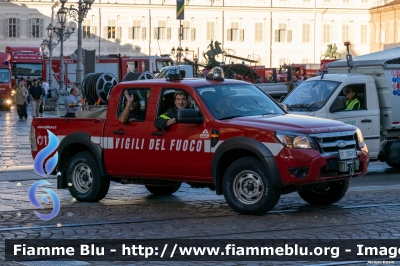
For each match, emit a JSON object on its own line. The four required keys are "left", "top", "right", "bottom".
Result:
{"left": 344, "top": 87, "right": 360, "bottom": 111}
{"left": 154, "top": 90, "right": 189, "bottom": 130}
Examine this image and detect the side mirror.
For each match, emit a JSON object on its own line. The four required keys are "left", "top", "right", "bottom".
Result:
{"left": 280, "top": 103, "right": 288, "bottom": 111}
{"left": 176, "top": 109, "right": 203, "bottom": 124}
{"left": 329, "top": 96, "right": 346, "bottom": 113}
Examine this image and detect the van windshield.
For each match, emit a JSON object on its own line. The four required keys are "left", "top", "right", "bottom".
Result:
{"left": 283, "top": 80, "right": 340, "bottom": 111}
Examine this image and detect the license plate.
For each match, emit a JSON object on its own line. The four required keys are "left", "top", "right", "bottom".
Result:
{"left": 339, "top": 149, "right": 357, "bottom": 160}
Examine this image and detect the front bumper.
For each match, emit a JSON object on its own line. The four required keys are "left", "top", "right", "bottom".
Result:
{"left": 276, "top": 147, "right": 369, "bottom": 186}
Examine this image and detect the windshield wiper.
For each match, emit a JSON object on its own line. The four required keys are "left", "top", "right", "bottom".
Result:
{"left": 286, "top": 103, "right": 313, "bottom": 111}
{"left": 219, "top": 115, "right": 242, "bottom": 120}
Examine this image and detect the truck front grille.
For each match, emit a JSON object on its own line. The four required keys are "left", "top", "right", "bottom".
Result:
{"left": 310, "top": 130, "right": 358, "bottom": 157}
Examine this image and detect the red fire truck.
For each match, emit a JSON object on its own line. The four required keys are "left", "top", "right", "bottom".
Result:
{"left": 30, "top": 68, "right": 368, "bottom": 215}
{"left": 42, "top": 54, "right": 173, "bottom": 89}
{"left": 5, "top": 46, "right": 42, "bottom": 84}
{"left": 0, "top": 52, "right": 13, "bottom": 110}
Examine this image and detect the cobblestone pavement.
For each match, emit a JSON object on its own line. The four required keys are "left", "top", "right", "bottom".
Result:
{"left": 0, "top": 105, "right": 55, "bottom": 173}
{"left": 1, "top": 106, "right": 400, "bottom": 266}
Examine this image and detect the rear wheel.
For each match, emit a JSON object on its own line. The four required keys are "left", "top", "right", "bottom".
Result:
{"left": 66, "top": 151, "right": 110, "bottom": 202}
{"left": 145, "top": 183, "right": 181, "bottom": 195}
{"left": 222, "top": 156, "right": 280, "bottom": 215}
{"left": 298, "top": 179, "right": 351, "bottom": 205}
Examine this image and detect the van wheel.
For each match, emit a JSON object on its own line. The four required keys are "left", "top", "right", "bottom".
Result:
{"left": 222, "top": 156, "right": 280, "bottom": 215}
{"left": 386, "top": 162, "right": 400, "bottom": 169}
{"left": 145, "top": 183, "right": 181, "bottom": 195}
{"left": 66, "top": 151, "right": 110, "bottom": 202}
{"left": 298, "top": 179, "right": 350, "bottom": 205}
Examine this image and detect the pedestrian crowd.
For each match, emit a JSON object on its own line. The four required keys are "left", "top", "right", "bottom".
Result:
{"left": 14, "top": 77, "right": 50, "bottom": 120}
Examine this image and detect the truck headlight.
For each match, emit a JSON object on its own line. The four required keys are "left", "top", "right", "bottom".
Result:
{"left": 275, "top": 131, "right": 315, "bottom": 149}
{"left": 11, "top": 89, "right": 16, "bottom": 95}
{"left": 5, "top": 99, "right": 11, "bottom": 104}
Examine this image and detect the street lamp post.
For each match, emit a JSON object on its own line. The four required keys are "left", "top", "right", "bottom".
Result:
{"left": 170, "top": 46, "right": 189, "bottom": 64}
{"left": 40, "top": 23, "right": 60, "bottom": 91}
{"left": 59, "top": 0, "right": 95, "bottom": 89}
{"left": 53, "top": 8, "right": 76, "bottom": 93}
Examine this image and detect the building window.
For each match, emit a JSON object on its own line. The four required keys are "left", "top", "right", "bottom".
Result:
{"left": 30, "top": 18, "right": 41, "bottom": 38}
{"left": 323, "top": 24, "right": 331, "bottom": 43}
{"left": 227, "top": 22, "right": 244, "bottom": 42}
{"left": 154, "top": 21, "right": 170, "bottom": 40}
{"left": 397, "top": 20, "right": 400, "bottom": 42}
{"left": 255, "top": 22, "right": 263, "bottom": 42}
{"left": 389, "top": 20, "right": 394, "bottom": 43}
{"left": 342, "top": 24, "right": 349, "bottom": 43}
{"left": 302, "top": 23, "right": 310, "bottom": 43}
{"left": 361, "top": 25, "right": 367, "bottom": 44}
{"left": 8, "top": 18, "right": 17, "bottom": 38}
{"left": 132, "top": 20, "right": 141, "bottom": 40}
{"left": 83, "top": 19, "right": 95, "bottom": 39}
{"left": 83, "top": 26, "right": 91, "bottom": 39}
{"left": 108, "top": 26, "right": 116, "bottom": 39}
{"left": 181, "top": 21, "right": 190, "bottom": 41}
{"left": 207, "top": 22, "right": 214, "bottom": 41}
{"left": 275, "top": 23, "right": 291, "bottom": 43}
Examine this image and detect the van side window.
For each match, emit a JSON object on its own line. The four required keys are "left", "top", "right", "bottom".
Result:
{"left": 339, "top": 84, "right": 367, "bottom": 110}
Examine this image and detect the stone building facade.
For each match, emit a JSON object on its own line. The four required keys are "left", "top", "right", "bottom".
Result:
{"left": 0, "top": 0, "right": 395, "bottom": 67}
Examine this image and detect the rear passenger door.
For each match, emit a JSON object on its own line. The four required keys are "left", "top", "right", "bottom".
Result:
{"left": 149, "top": 87, "right": 212, "bottom": 181}
{"left": 104, "top": 88, "right": 150, "bottom": 176}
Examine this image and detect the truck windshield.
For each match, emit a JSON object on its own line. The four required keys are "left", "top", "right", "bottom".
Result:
{"left": 0, "top": 69, "right": 10, "bottom": 83}
{"left": 13, "top": 63, "right": 42, "bottom": 77}
{"left": 283, "top": 80, "right": 340, "bottom": 111}
{"left": 196, "top": 84, "right": 285, "bottom": 120}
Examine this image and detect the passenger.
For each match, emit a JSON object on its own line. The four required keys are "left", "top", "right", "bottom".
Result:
{"left": 119, "top": 90, "right": 145, "bottom": 123}
{"left": 64, "top": 87, "right": 81, "bottom": 118}
{"left": 29, "top": 79, "right": 44, "bottom": 118}
{"left": 15, "top": 81, "right": 28, "bottom": 120}
{"left": 344, "top": 87, "right": 360, "bottom": 110}
{"left": 154, "top": 90, "right": 189, "bottom": 130}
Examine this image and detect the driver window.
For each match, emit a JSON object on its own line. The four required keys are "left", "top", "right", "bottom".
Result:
{"left": 157, "top": 89, "right": 199, "bottom": 117}
{"left": 339, "top": 84, "right": 366, "bottom": 111}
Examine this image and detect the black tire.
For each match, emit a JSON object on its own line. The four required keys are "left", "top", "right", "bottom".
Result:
{"left": 298, "top": 178, "right": 351, "bottom": 206}
{"left": 222, "top": 156, "right": 280, "bottom": 215}
{"left": 386, "top": 162, "right": 400, "bottom": 169}
{"left": 66, "top": 151, "right": 110, "bottom": 202}
{"left": 145, "top": 183, "right": 181, "bottom": 195}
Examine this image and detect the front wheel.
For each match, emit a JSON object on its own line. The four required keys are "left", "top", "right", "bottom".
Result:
{"left": 145, "top": 183, "right": 181, "bottom": 195}
{"left": 298, "top": 179, "right": 351, "bottom": 206}
{"left": 66, "top": 151, "right": 110, "bottom": 202}
{"left": 222, "top": 156, "right": 280, "bottom": 215}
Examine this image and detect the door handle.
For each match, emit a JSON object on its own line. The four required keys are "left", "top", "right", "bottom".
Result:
{"left": 152, "top": 131, "right": 165, "bottom": 136}
{"left": 361, "top": 119, "right": 372, "bottom": 123}
{"left": 113, "top": 130, "right": 126, "bottom": 135}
